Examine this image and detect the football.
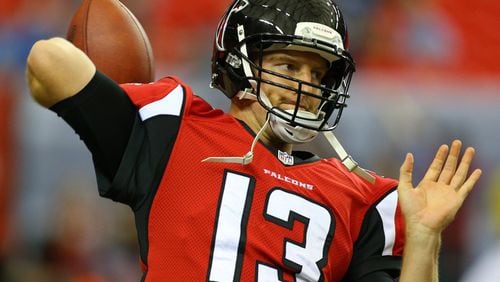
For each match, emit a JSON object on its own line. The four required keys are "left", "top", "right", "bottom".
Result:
{"left": 66, "top": 0, "right": 154, "bottom": 83}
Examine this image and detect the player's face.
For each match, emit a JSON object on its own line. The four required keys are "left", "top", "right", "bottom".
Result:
{"left": 258, "top": 50, "right": 329, "bottom": 115}
{"left": 231, "top": 49, "right": 330, "bottom": 150}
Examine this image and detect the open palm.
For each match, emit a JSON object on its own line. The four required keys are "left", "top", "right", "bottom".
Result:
{"left": 397, "top": 140, "right": 482, "bottom": 234}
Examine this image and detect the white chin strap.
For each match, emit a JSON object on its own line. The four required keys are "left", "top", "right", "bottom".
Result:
{"left": 202, "top": 111, "right": 270, "bottom": 165}
{"left": 206, "top": 89, "right": 375, "bottom": 183}
{"left": 322, "top": 131, "right": 375, "bottom": 183}
{"left": 269, "top": 105, "right": 375, "bottom": 183}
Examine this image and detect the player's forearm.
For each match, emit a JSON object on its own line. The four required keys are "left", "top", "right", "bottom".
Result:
{"left": 26, "top": 37, "right": 96, "bottom": 108}
{"left": 399, "top": 229, "right": 441, "bottom": 282}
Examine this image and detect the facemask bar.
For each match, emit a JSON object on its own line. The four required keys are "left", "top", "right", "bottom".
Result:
{"left": 252, "top": 66, "right": 340, "bottom": 130}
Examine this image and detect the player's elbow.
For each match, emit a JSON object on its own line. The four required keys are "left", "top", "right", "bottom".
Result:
{"left": 27, "top": 38, "right": 68, "bottom": 107}
{"left": 27, "top": 38, "right": 68, "bottom": 76}
{"left": 26, "top": 37, "right": 96, "bottom": 108}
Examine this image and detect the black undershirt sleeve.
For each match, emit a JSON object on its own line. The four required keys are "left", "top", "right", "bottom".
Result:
{"left": 50, "top": 70, "right": 136, "bottom": 181}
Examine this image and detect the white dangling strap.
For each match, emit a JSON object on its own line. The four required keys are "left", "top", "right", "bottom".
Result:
{"left": 202, "top": 115, "right": 270, "bottom": 165}
{"left": 201, "top": 153, "right": 254, "bottom": 165}
{"left": 323, "top": 131, "right": 376, "bottom": 183}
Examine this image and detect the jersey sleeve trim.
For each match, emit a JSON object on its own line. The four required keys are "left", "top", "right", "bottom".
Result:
{"left": 344, "top": 187, "right": 404, "bottom": 280}
{"left": 375, "top": 190, "right": 399, "bottom": 256}
{"left": 138, "top": 84, "right": 184, "bottom": 120}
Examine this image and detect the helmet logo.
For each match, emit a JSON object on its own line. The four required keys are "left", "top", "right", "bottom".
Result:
{"left": 215, "top": 0, "right": 249, "bottom": 51}
{"left": 226, "top": 53, "right": 242, "bottom": 68}
{"left": 295, "top": 22, "right": 344, "bottom": 50}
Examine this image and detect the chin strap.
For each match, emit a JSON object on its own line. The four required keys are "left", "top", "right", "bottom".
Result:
{"left": 209, "top": 89, "right": 375, "bottom": 183}
{"left": 235, "top": 88, "right": 258, "bottom": 101}
{"left": 323, "top": 131, "right": 376, "bottom": 183}
{"left": 201, "top": 114, "right": 270, "bottom": 165}
{"left": 201, "top": 152, "right": 255, "bottom": 165}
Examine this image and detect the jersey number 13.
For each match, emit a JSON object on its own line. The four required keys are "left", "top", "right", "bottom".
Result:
{"left": 207, "top": 171, "right": 335, "bottom": 282}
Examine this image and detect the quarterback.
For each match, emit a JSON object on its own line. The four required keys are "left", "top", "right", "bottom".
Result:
{"left": 26, "top": 0, "right": 481, "bottom": 281}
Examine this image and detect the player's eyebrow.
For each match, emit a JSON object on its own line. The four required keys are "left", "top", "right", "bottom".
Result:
{"left": 266, "top": 53, "right": 328, "bottom": 70}
{"left": 266, "top": 53, "right": 300, "bottom": 64}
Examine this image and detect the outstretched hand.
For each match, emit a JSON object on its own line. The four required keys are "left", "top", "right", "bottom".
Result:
{"left": 397, "top": 140, "right": 482, "bottom": 236}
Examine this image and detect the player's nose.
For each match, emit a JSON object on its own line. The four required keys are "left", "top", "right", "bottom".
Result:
{"left": 295, "top": 69, "right": 319, "bottom": 95}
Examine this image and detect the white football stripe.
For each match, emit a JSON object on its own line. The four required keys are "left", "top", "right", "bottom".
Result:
{"left": 138, "top": 84, "right": 183, "bottom": 120}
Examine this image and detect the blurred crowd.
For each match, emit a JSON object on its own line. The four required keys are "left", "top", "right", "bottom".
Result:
{"left": 0, "top": 0, "right": 499, "bottom": 281}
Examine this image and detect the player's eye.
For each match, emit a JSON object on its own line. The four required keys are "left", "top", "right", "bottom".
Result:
{"left": 311, "top": 71, "right": 323, "bottom": 82}
{"left": 276, "top": 63, "right": 296, "bottom": 73}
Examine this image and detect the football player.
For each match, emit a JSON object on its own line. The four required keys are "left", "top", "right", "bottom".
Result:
{"left": 26, "top": 0, "right": 481, "bottom": 281}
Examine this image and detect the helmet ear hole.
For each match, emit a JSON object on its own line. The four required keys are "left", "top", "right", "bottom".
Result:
{"left": 227, "top": 63, "right": 253, "bottom": 94}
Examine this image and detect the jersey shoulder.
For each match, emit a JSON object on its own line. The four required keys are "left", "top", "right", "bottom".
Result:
{"left": 326, "top": 157, "right": 398, "bottom": 201}
{"left": 120, "top": 76, "right": 225, "bottom": 119}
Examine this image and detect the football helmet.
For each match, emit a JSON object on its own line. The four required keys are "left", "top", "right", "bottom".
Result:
{"left": 211, "top": 0, "right": 355, "bottom": 143}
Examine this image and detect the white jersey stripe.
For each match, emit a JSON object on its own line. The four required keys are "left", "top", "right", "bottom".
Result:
{"left": 376, "top": 190, "right": 398, "bottom": 256}
{"left": 138, "top": 84, "right": 183, "bottom": 120}
{"left": 210, "top": 172, "right": 252, "bottom": 282}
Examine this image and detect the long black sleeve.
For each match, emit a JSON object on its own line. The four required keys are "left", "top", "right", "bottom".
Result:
{"left": 50, "top": 70, "right": 136, "bottom": 180}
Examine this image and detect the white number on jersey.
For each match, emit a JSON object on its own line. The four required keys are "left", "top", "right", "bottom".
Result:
{"left": 208, "top": 171, "right": 335, "bottom": 282}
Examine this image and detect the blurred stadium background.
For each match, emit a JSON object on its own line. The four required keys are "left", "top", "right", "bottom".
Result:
{"left": 0, "top": 0, "right": 499, "bottom": 281}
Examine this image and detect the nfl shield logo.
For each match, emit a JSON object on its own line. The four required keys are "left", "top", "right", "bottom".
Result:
{"left": 278, "top": 150, "right": 294, "bottom": 166}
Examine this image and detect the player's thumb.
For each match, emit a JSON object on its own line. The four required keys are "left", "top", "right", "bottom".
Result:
{"left": 398, "top": 153, "right": 414, "bottom": 188}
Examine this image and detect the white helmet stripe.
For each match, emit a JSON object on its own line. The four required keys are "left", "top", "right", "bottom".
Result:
{"left": 215, "top": 0, "right": 249, "bottom": 51}
{"left": 237, "top": 24, "right": 254, "bottom": 81}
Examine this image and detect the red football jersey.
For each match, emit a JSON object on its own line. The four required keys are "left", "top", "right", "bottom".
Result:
{"left": 106, "top": 77, "right": 405, "bottom": 281}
